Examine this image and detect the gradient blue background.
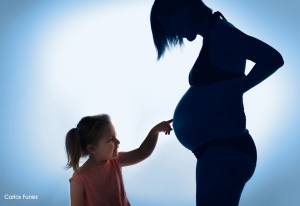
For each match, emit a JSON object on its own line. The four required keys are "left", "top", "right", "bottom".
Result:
{"left": 0, "top": 0, "right": 299, "bottom": 205}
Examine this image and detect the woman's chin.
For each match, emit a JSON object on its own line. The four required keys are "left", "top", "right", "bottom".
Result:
{"left": 186, "top": 35, "right": 197, "bottom": 42}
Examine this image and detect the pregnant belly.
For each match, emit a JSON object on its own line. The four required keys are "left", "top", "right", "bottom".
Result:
{"left": 173, "top": 77, "right": 246, "bottom": 151}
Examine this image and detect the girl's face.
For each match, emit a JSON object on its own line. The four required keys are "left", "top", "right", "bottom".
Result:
{"left": 92, "top": 123, "right": 120, "bottom": 161}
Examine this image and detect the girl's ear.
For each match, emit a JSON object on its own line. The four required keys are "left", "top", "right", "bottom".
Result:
{"left": 87, "top": 144, "right": 96, "bottom": 154}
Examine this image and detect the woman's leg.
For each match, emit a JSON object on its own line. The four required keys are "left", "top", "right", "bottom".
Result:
{"left": 196, "top": 146, "right": 256, "bottom": 206}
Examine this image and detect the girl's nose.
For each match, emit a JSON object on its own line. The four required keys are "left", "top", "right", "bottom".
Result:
{"left": 115, "top": 138, "right": 120, "bottom": 145}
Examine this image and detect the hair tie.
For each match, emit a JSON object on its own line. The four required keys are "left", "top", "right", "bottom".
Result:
{"left": 76, "top": 127, "right": 80, "bottom": 132}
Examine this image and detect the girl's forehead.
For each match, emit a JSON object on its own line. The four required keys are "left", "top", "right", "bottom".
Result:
{"left": 103, "top": 123, "right": 116, "bottom": 135}
{"left": 97, "top": 124, "right": 116, "bottom": 144}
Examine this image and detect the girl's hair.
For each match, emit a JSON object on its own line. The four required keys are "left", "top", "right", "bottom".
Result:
{"left": 150, "top": 0, "right": 212, "bottom": 60}
{"left": 65, "top": 114, "right": 111, "bottom": 171}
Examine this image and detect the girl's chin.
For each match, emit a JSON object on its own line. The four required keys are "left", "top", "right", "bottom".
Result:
{"left": 113, "top": 150, "right": 119, "bottom": 157}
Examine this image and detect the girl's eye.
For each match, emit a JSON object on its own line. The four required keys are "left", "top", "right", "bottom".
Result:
{"left": 108, "top": 138, "right": 113, "bottom": 142}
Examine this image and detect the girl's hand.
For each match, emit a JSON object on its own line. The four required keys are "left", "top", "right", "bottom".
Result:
{"left": 152, "top": 119, "right": 173, "bottom": 135}
{"left": 119, "top": 119, "right": 173, "bottom": 167}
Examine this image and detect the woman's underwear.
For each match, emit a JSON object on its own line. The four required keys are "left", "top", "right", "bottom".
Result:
{"left": 192, "top": 130, "right": 257, "bottom": 164}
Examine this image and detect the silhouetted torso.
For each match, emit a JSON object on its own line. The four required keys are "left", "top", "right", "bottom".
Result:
{"left": 173, "top": 12, "right": 256, "bottom": 164}
{"left": 189, "top": 12, "right": 245, "bottom": 87}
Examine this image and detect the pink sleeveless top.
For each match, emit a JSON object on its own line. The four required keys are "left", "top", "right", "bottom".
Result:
{"left": 69, "top": 156, "right": 130, "bottom": 206}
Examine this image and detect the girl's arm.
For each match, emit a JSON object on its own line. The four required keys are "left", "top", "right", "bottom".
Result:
{"left": 70, "top": 180, "right": 84, "bottom": 206}
{"left": 119, "top": 119, "right": 173, "bottom": 167}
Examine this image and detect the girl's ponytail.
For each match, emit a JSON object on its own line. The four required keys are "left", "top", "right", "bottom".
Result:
{"left": 65, "top": 128, "right": 82, "bottom": 171}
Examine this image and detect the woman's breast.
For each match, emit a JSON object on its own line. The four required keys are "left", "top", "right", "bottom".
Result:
{"left": 173, "top": 77, "right": 246, "bottom": 150}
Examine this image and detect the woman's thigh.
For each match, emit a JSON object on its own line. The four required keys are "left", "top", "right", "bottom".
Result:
{"left": 196, "top": 146, "right": 256, "bottom": 206}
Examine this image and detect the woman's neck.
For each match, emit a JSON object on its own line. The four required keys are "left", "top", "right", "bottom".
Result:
{"left": 195, "top": 14, "right": 213, "bottom": 38}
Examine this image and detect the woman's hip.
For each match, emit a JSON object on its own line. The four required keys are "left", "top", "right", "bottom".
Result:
{"left": 193, "top": 130, "right": 257, "bottom": 164}
{"left": 196, "top": 145, "right": 256, "bottom": 189}
{"left": 195, "top": 145, "right": 256, "bottom": 206}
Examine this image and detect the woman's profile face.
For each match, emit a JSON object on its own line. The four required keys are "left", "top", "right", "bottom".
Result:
{"left": 156, "top": 11, "right": 197, "bottom": 42}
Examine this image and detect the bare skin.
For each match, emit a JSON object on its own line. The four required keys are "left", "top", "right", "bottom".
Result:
{"left": 70, "top": 120, "right": 173, "bottom": 206}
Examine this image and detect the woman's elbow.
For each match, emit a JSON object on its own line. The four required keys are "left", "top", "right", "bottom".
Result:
{"left": 262, "top": 49, "right": 284, "bottom": 69}
{"left": 274, "top": 51, "right": 284, "bottom": 68}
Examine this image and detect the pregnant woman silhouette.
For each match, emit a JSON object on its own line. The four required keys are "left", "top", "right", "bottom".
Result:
{"left": 150, "top": 0, "right": 284, "bottom": 205}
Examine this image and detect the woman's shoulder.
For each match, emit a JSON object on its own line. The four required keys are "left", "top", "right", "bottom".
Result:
{"left": 209, "top": 18, "right": 252, "bottom": 52}
{"left": 208, "top": 18, "right": 248, "bottom": 72}
{"left": 214, "top": 18, "right": 236, "bottom": 30}
{"left": 210, "top": 18, "right": 244, "bottom": 40}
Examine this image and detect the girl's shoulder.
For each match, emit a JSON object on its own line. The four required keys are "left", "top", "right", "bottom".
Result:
{"left": 77, "top": 156, "right": 121, "bottom": 172}
{"left": 69, "top": 169, "right": 86, "bottom": 190}
{"left": 69, "top": 156, "right": 122, "bottom": 181}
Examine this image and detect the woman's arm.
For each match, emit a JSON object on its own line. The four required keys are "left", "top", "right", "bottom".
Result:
{"left": 216, "top": 25, "right": 284, "bottom": 95}
{"left": 70, "top": 180, "right": 84, "bottom": 206}
{"left": 119, "top": 120, "right": 173, "bottom": 167}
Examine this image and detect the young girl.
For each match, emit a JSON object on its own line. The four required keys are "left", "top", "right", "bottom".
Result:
{"left": 65, "top": 114, "right": 173, "bottom": 206}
